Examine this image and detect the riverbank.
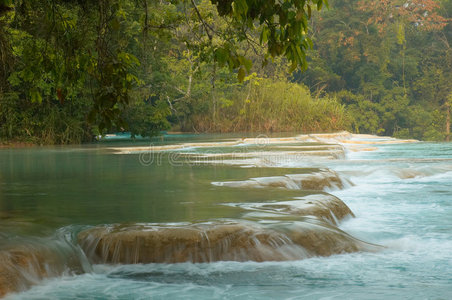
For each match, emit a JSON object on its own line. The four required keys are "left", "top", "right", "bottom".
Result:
{"left": 0, "top": 130, "right": 418, "bottom": 149}
{"left": 0, "top": 141, "right": 35, "bottom": 149}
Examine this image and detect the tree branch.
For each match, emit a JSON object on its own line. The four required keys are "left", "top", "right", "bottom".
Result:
{"left": 190, "top": 0, "right": 213, "bottom": 41}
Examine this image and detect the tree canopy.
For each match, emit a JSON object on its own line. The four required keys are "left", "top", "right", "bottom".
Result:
{"left": 0, "top": 0, "right": 327, "bottom": 136}
{"left": 0, "top": 0, "right": 451, "bottom": 144}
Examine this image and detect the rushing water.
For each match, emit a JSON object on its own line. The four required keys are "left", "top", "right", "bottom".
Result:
{"left": 1, "top": 135, "right": 451, "bottom": 299}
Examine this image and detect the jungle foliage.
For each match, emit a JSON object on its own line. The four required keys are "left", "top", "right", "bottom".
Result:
{"left": 0, "top": 0, "right": 451, "bottom": 144}
{"left": 297, "top": 0, "right": 452, "bottom": 140}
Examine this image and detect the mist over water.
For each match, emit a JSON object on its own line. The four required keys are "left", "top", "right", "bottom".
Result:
{"left": 1, "top": 137, "right": 452, "bottom": 299}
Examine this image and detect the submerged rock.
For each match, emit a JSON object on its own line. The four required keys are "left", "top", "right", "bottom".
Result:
{"left": 78, "top": 220, "right": 380, "bottom": 265}
{"left": 212, "top": 169, "right": 352, "bottom": 191}
{"left": 79, "top": 222, "right": 295, "bottom": 264}
{"left": 286, "top": 169, "right": 352, "bottom": 190}
{"left": 299, "top": 131, "right": 418, "bottom": 145}
{"left": 277, "top": 218, "right": 373, "bottom": 256}
{"left": 0, "top": 238, "right": 89, "bottom": 298}
{"left": 237, "top": 193, "right": 355, "bottom": 225}
{"left": 186, "top": 148, "right": 346, "bottom": 167}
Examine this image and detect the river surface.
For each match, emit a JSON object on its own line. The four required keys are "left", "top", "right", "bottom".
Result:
{"left": 1, "top": 134, "right": 451, "bottom": 299}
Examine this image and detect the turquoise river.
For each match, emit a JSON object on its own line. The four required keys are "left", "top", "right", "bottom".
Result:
{"left": 0, "top": 132, "right": 451, "bottom": 299}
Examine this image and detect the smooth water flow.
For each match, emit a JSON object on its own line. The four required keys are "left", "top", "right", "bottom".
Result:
{"left": 1, "top": 134, "right": 451, "bottom": 299}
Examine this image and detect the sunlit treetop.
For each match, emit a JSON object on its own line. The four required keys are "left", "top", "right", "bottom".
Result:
{"left": 358, "top": 0, "right": 450, "bottom": 33}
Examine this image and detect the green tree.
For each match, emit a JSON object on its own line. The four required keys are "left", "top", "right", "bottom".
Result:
{"left": 1, "top": 0, "right": 329, "bottom": 144}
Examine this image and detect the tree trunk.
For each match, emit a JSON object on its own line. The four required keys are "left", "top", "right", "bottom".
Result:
{"left": 187, "top": 50, "right": 193, "bottom": 99}
{"left": 211, "top": 62, "right": 217, "bottom": 128}
{"left": 446, "top": 102, "right": 450, "bottom": 142}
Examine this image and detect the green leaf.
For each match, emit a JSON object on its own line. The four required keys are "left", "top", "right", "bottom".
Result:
{"left": 238, "top": 55, "right": 252, "bottom": 72}
{"left": 214, "top": 47, "right": 229, "bottom": 65}
{"left": 237, "top": 67, "right": 246, "bottom": 82}
{"left": 317, "top": 1, "right": 323, "bottom": 11}
{"left": 307, "top": 37, "right": 314, "bottom": 49}
{"left": 233, "top": 0, "right": 248, "bottom": 18}
{"left": 295, "top": 45, "right": 304, "bottom": 62}
{"left": 260, "top": 27, "right": 269, "bottom": 44}
{"left": 8, "top": 72, "right": 21, "bottom": 87}
{"left": 30, "top": 89, "right": 42, "bottom": 104}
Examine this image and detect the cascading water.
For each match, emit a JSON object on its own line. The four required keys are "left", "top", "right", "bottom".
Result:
{"left": 1, "top": 133, "right": 451, "bottom": 299}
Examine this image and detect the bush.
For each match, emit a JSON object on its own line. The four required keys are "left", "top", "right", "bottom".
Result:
{"left": 184, "top": 76, "right": 350, "bottom": 133}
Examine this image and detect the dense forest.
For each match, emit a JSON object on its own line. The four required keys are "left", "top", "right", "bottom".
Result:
{"left": 0, "top": 0, "right": 451, "bottom": 144}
